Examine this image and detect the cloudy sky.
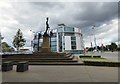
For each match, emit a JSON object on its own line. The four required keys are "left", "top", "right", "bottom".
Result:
{"left": 0, "top": 0, "right": 119, "bottom": 49}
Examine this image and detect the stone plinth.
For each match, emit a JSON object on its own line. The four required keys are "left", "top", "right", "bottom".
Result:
{"left": 41, "top": 34, "right": 51, "bottom": 52}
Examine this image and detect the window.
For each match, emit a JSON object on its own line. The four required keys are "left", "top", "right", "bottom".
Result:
{"left": 71, "top": 46, "right": 76, "bottom": 49}
{"left": 64, "top": 27, "right": 74, "bottom": 32}
{"left": 51, "top": 46, "right": 57, "bottom": 51}
{"left": 58, "top": 28, "right": 63, "bottom": 32}
{"left": 51, "top": 41, "right": 56, "bottom": 46}
{"left": 64, "top": 33, "right": 74, "bottom": 36}
{"left": 71, "top": 37, "right": 76, "bottom": 49}
{"left": 71, "top": 37, "right": 76, "bottom": 41}
{"left": 52, "top": 33, "right": 57, "bottom": 37}
{"left": 71, "top": 41, "right": 76, "bottom": 46}
{"left": 51, "top": 37, "right": 56, "bottom": 41}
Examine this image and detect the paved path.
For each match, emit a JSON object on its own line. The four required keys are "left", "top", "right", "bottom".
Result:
{"left": 2, "top": 65, "right": 118, "bottom": 82}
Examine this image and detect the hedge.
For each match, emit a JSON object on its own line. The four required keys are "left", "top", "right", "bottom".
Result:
{"left": 80, "top": 55, "right": 101, "bottom": 58}
{"left": 84, "top": 61, "right": 120, "bottom": 67}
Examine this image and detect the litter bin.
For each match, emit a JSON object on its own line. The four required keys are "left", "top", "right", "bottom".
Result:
{"left": 16, "top": 61, "right": 29, "bottom": 72}
{"left": 2, "top": 61, "right": 13, "bottom": 71}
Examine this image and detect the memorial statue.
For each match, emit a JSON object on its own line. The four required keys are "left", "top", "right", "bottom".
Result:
{"left": 44, "top": 17, "right": 50, "bottom": 35}
{"left": 42, "top": 17, "right": 51, "bottom": 52}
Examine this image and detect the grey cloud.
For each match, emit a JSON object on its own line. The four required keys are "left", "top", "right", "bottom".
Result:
{"left": 1, "top": 2, "right": 118, "bottom": 47}
{"left": 75, "top": 2, "right": 117, "bottom": 22}
{"left": 13, "top": 2, "right": 118, "bottom": 30}
{"left": 61, "top": 2, "right": 118, "bottom": 34}
{"left": 31, "top": 2, "right": 65, "bottom": 10}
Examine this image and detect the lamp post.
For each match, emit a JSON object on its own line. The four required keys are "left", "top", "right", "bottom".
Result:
{"left": 89, "top": 35, "right": 93, "bottom": 52}
{"left": 92, "top": 25, "right": 97, "bottom": 51}
{"left": 100, "top": 38, "right": 104, "bottom": 52}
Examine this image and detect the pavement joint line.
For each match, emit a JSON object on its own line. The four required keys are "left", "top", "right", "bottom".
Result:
{"left": 84, "top": 66, "right": 94, "bottom": 82}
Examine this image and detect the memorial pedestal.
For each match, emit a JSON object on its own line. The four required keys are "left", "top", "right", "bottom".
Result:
{"left": 41, "top": 34, "right": 51, "bottom": 53}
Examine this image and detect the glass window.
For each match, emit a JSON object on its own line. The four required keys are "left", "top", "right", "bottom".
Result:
{"left": 71, "top": 41, "right": 76, "bottom": 46}
{"left": 64, "top": 33, "right": 74, "bottom": 36}
{"left": 51, "top": 33, "right": 56, "bottom": 37}
{"left": 71, "top": 37, "right": 76, "bottom": 40}
{"left": 71, "top": 37, "right": 76, "bottom": 50}
{"left": 51, "top": 45, "right": 56, "bottom": 48}
{"left": 64, "top": 27, "right": 74, "bottom": 32}
{"left": 58, "top": 28, "right": 63, "bottom": 32}
{"left": 71, "top": 46, "right": 76, "bottom": 49}
{"left": 51, "top": 46, "right": 57, "bottom": 51}
{"left": 51, "top": 37, "right": 56, "bottom": 41}
{"left": 51, "top": 41, "right": 56, "bottom": 46}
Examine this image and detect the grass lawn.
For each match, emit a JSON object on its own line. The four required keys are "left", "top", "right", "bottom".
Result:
{"left": 80, "top": 56, "right": 109, "bottom": 62}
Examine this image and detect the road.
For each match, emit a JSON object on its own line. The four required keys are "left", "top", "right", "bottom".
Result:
{"left": 85, "top": 51, "right": 119, "bottom": 62}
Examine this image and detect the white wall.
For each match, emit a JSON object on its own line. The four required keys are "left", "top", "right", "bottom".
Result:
{"left": 65, "top": 36, "right": 71, "bottom": 50}
{"left": 76, "top": 37, "right": 81, "bottom": 50}
{"left": 75, "top": 27, "right": 81, "bottom": 33}
{"left": 56, "top": 33, "right": 59, "bottom": 52}
{"left": 80, "top": 36, "right": 84, "bottom": 50}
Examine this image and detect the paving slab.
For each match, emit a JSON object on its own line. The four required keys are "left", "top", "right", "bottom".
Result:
{"left": 2, "top": 65, "right": 118, "bottom": 82}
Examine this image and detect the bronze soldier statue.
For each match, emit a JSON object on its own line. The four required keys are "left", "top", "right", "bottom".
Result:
{"left": 44, "top": 17, "right": 50, "bottom": 35}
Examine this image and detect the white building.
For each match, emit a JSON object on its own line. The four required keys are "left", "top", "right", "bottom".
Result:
{"left": 33, "top": 24, "right": 84, "bottom": 54}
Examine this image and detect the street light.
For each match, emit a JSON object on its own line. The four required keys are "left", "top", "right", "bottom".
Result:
{"left": 99, "top": 38, "right": 104, "bottom": 52}
{"left": 92, "top": 25, "right": 97, "bottom": 51}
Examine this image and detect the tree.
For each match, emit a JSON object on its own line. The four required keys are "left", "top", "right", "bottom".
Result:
{"left": 0, "top": 42, "right": 15, "bottom": 52}
{"left": 12, "top": 29, "right": 26, "bottom": 51}
{"left": 0, "top": 33, "right": 4, "bottom": 52}
{"left": 99, "top": 44, "right": 106, "bottom": 52}
{"left": 0, "top": 32, "right": 4, "bottom": 44}
{"left": 105, "top": 45, "right": 109, "bottom": 51}
{"left": 88, "top": 47, "right": 94, "bottom": 52}
{"left": 110, "top": 42, "right": 117, "bottom": 52}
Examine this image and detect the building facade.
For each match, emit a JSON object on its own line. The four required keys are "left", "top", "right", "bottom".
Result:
{"left": 32, "top": 24, "right": 84, "bottom": 54}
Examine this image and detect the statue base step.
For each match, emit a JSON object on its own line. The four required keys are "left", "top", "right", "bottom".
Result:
{"left": 41, "top": 48, "right": 51, "bottom": 53}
